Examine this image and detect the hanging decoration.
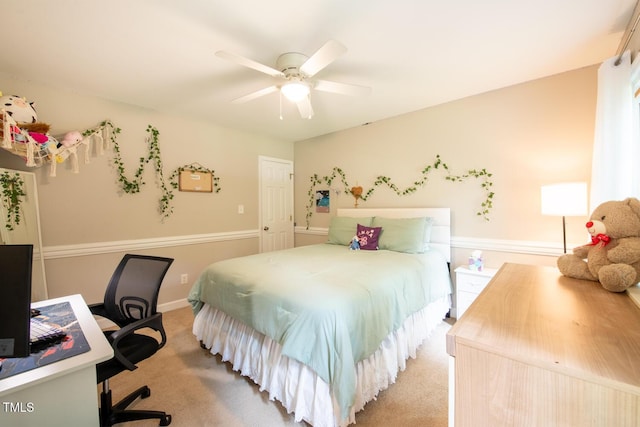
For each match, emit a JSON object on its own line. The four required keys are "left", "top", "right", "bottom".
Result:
{"left": 0, "top": 109, "right": 117, "bottom": 177}
{"left": 1, "top": 108, "right": 50, "bottom": 168}
{"left": 168, "top": 163, "right": 222, "bottom": 194}
{"left": 0, "top": 170, "right": 26, "bottom": 231}
{"left": 0, "top": 93, "right": 49, "bottom": 167}
{"left": 109, "top": 125, "right": 174, "bottom": 219}
{"left": 305, "top": 154, "right": 494, "bottom": 228}
{"left": 350, "top": 186, "right": 363, "bottom": 207}
{"left": 80, "top": 120, "right": 119, "bottom": 159}
{"left": 88, "top": 124, "right": 223, "bottom": 220}
{"left": 0, "top": 92, "right": 112, "bottom": 175}
{"left": 0, "top": 93, "right": 224, "bottom": 221}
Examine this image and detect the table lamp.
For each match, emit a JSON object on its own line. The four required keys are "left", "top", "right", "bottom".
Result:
{"left": 541, "top": 182, "right": 588, "bottom": 253}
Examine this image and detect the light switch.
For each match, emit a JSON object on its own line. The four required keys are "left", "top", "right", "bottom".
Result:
{"left": 238, "top": 204, "right": 244, "bottom": 214}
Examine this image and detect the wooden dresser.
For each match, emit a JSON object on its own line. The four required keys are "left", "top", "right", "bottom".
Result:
{"left": 446, "top": 263, "right": 640, "bottom": 427}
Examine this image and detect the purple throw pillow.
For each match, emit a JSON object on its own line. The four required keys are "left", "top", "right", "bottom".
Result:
{"left": 357, "top": 224, "right": 382, "bottom": 250}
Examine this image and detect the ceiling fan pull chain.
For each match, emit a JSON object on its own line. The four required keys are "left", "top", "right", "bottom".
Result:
{"left": 279, "top": 91, "right": 283, "bottom": 120}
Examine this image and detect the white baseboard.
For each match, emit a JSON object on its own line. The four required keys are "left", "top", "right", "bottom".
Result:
{"left": 158, "top": 298, "right": 190, "bottom": 312}
{"left": 95, "top": 298, "right": 190, "bottom": 330}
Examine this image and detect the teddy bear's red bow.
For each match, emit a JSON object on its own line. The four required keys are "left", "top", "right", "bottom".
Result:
{"left": 590, "top": 234, "right": 611, "bottom": 246}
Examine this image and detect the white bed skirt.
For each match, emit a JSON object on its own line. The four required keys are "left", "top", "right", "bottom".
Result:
{"left": 193, "top": 296, "right": 450, "bottom": 427}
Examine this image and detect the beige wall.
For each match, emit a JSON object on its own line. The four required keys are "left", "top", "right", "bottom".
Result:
{"left": 0, "top": 72, "right": 293, "bottom": 304}
{"left": 1, "top": 65, "right": 600, "bottom": 308}
{"left": 294, "top": 65, "right": 598, "bottom": 271}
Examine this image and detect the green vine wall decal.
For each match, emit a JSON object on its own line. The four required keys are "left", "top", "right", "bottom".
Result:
{"left": 0, "top": 171, "right": 26, "bottom": 231}
{"left": 107, "top": 124, "right": 174, "bottom": 219}
{"left": 81, "top": 122, "right": 225, "bottom": 220}
{"left": 305, "top": 154, "right": 494, "bottom": 228}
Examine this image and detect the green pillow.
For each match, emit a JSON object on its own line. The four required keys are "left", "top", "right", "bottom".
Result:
{"left": 327, "top": 216, "right": 373, "bottom": 245}
{"left": 372, "top": 216, "right": 430, "bottom": 253}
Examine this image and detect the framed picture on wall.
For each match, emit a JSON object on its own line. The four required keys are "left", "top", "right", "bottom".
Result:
{"left": 315, "top": 190, "right": 330, "bottom": 213}
{"left": 178, "top": 170, "right": 213, "bottom": 192}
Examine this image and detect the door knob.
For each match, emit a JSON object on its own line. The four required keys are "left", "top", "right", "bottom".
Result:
{"left": 263, "top": 226, "right": 269, "bottom": 231}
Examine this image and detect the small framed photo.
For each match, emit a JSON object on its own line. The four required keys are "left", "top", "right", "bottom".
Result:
{"left": 315, "top": 190, "right": 330, "bottom": 213}
{"left": 179, "top": 170, "right": 213, "bottom": 192}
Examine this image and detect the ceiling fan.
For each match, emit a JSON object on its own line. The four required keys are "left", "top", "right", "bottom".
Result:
{"left": 216, "top": 40, "right": 371, "bottom": 119}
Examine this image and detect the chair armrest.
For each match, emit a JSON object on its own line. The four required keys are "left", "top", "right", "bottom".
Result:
{"left": 108, "top": 312, "right": 167, "bottom": 371}
{"left": 109, "top": 312, "right": 166, "bottom": 344}
{"left": 88, "top": 302, "right": 108, "bottom": 318}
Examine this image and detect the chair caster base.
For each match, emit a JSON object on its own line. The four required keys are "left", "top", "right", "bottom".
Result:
{"left": 99, "top": 385, "right": 171, "bottom": 427}
{"left": 141, "top": 385, "right": 151, "bottom": 399}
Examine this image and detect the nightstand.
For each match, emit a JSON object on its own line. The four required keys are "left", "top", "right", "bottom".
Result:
{"left": 454, "top": 265, "right": 498, "bottom": 319}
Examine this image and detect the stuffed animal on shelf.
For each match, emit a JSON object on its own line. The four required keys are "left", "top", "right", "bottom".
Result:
{"left": 0, "top": 94, "right": 38, "bottom": 124}
{"left": 0, "top": 94, "right": 52, "bottom": 140}
{"left": 0, "top": 93, "right": 51, "bottom": 167}
{"left": 58, "top": 130, "right": 83, "bottom": 147}
{"left": 22, "top": 122, "right": 51, "bottom": 144}
{"left": 20, "top": 122, "right": 50, "bottom": 134}
{"left": 349, "top": 235, "right": 360, "bottom": 250}
{"left": 557, "top": 197, "right": 640, "bottom": 292}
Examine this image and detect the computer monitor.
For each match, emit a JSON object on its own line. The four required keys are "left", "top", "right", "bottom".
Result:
{"left": 0, "top": 244, "right": 33, "bottom": 358}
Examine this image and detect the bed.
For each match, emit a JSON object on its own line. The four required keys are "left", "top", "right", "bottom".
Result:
{"left": 188, "top": 208, "right": 452, "bottom": 426}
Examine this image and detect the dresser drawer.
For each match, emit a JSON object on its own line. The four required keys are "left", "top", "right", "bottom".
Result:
{"left": 456, "top": 274, "right": 493, "bottom": 293}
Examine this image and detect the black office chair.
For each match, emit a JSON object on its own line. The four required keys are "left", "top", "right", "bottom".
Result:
{"left": 90, "top": 254, "right": 174, "bottom": 427}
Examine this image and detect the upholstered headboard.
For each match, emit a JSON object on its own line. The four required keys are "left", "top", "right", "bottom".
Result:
{"left": 336, "top": 208, "right": 451, "bottom": 263}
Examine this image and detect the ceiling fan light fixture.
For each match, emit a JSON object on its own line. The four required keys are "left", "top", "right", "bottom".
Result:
{"left": 281, "top": 81, "right": 310, "bottom": 102}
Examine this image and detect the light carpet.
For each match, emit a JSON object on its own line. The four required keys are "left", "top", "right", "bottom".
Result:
{"left": 103, "top": 306, "right": 452, "bottom": 427}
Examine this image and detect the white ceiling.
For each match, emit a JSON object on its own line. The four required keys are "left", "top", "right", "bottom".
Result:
{"left": 0, "top": 0, "right": 636, "bottom": 142}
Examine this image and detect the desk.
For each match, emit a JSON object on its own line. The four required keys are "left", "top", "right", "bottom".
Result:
{"left": 446, "top": 263, "right": 640, "bottom": 427}
{"left": 0, "top": 294, "right": 113, "bottom": 426}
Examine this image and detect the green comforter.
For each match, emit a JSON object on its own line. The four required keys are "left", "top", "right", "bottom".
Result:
{"left": 188, "top": 243, "right": 451, "bottom": 418}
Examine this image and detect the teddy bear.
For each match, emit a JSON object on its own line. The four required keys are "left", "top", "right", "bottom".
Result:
{"left": 557, "top": 197, "right": 640, "bottom": 292}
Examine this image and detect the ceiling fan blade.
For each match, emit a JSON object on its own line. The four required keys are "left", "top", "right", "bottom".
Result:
{"left": 296, "top": 96, "right": 314, "bottom": 119}
{"left": 299, "top": 40, "right": 347, "bottom": 77}
{"left": 232, "top": 86, "right": 279, "bottom": 104}
{"left": 216, "top": 51, "right": 285, "bottom": 78}
{"left": 314, "top": 79, "right": 371, "bottom": 97}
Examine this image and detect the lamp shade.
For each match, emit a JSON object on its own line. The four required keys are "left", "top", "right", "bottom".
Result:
{"left": 541, "top": 182, "right": 588, "bottom": 216}
{"left": 281, "top": 81, "right": 310, "bottom": 102}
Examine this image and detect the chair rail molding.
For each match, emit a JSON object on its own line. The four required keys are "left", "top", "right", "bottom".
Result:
{"left": 44, "top": 228, "right": 571, "bottom": 260}
{"left": 43, "top": 229, "right": 258, "bottom": 259}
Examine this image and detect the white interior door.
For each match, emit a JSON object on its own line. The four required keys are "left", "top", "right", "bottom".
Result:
{"left": 259, "top": 156, "right": 294, "bottom": 252}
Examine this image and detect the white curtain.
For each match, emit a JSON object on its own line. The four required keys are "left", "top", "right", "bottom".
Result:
{"left": 590, "top": 51, "right": 640, "bottom": 211}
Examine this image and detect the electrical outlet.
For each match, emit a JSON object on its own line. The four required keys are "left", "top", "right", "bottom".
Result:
{"left": 180, "top": 273, "right": 188, "bottom": 284}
